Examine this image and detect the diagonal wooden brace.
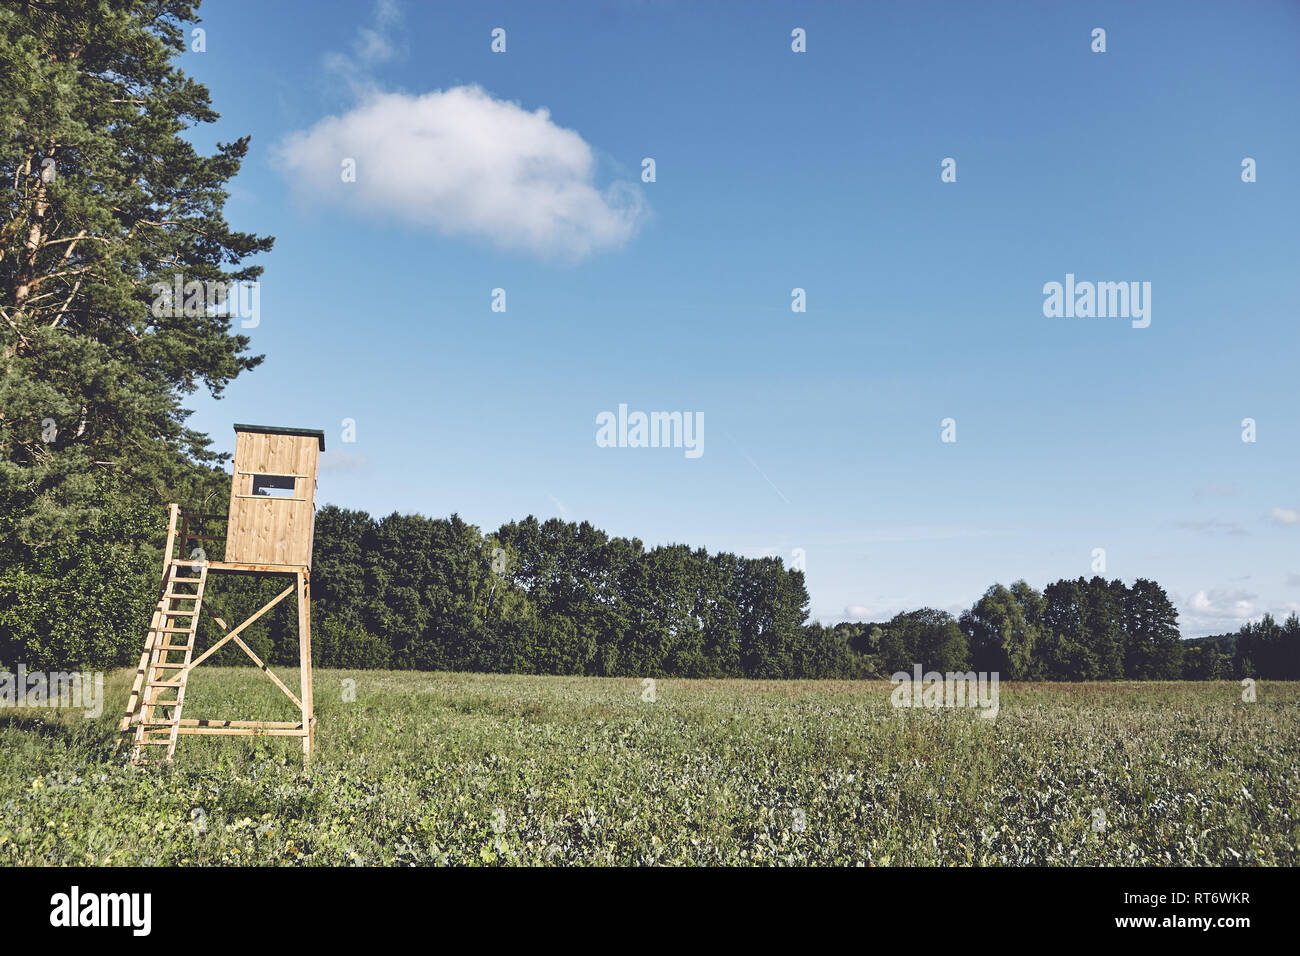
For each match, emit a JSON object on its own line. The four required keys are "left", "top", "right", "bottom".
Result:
{"left": 230, "top": 633, "right": 302, "bottom": 710}
{"left": 185, "top": 582, "right": 295, "bottom": 672}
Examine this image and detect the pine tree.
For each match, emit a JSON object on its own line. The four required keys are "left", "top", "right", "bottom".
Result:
{"left": 0, "top": 0, "right": 271, "bottom": 545}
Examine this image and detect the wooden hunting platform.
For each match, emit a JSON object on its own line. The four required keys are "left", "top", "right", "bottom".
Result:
{"left": 119, "top": 424, "right": 325, "bottom": 764}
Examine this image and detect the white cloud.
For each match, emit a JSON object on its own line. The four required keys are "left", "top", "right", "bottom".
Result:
{"left": 841, "top": 604, "right": 909, "bottom": 622}
{"left": 1180, "top": 588, "right": 1257, "bottom": 633}
{"left": 1131, "top": 585, "right": 1300, "bottom": 636}
{"left": 356, "top": 0, "right": 400, "bottom": 62}
{"left": 273, "top": 85, "right": 647, "bottom": 261}
{"left": 1269, "top": 507, "right": 1300, "bottom": 526}
{"left": 323, "top": 0, "right": 404, "bottom": 95}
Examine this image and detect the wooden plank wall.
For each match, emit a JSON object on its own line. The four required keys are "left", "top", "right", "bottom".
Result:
{"left": 225, "top": 432, "right": 319, "bottom": 566}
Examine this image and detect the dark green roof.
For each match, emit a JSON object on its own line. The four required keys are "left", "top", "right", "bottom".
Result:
{"left": 233, "top": 423, "right": 326, "bottom": 451}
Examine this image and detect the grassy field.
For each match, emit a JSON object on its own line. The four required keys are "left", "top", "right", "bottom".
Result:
{"left": 0, "top": 669, "right": 1296, "bottom": 866}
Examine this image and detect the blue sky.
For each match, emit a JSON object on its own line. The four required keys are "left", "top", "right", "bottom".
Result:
{"left": 179, "top": 0, "right": 1299, "bottom": 635}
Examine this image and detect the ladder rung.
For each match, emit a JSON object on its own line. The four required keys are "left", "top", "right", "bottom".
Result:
{"left": 126, "top": 555, "right": 204, "bottom": 765}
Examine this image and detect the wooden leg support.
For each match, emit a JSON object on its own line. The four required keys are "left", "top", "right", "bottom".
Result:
{"left": 297, "top": 570, "right": 315, "bottom": 764}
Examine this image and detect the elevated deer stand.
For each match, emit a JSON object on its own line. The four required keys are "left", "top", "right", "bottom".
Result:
{"left": 120, "top": 424, "right": 325, "bottom": 765}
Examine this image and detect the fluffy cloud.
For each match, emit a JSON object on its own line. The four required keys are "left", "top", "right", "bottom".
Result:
{"left": 1180, "top": 588, "right": 1257, "bottom": 633}
{"left": 322, "top": 0, "right": 405, "bottom": 97}
{"left": 1188, "top": 589, "right": 1252, "bottom": 615}
{"left": 273, "top": 85, "right": 647, "bottom": 260}
{"left": 1269, "top": 507, "right": 1300, "bottom": 526}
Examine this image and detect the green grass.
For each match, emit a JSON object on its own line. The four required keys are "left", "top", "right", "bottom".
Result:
{"left": 0, "top": 669, "right": 1296, "bottom": 865}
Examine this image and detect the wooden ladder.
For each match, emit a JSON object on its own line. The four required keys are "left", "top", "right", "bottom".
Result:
{"left": 127, "top": 561, "right": 209, "bottom": 763}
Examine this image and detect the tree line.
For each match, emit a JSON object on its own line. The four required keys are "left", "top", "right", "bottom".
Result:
{"left": 305, "top": 508, "right": 1298, "bottom": 680}
{"left": 8, "top": 497, "right": 1297, "bottom": 682}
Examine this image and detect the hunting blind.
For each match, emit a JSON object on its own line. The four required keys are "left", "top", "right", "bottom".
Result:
{"left": 120, "top": 424, "right": 326, "bottom": 764}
